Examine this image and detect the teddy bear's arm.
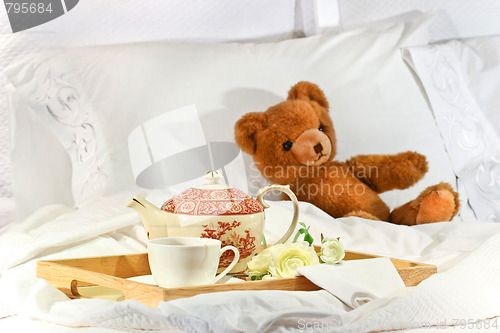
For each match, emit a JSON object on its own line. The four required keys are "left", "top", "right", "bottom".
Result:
{"left": 345, "top": 151, "right": 428, "bottom": 193}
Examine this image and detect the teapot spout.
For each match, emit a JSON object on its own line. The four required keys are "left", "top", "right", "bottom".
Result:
{"left": 127, "top": 195, "right": 168, "bottom": 239}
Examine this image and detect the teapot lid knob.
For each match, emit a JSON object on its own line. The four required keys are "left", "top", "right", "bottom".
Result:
{"left": 203, "top": 170, "right": 223, "bottom": 185}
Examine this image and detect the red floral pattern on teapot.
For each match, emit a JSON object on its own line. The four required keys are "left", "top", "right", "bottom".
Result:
{"left": 161, "top": 176, "right": 264, "bottom": 216}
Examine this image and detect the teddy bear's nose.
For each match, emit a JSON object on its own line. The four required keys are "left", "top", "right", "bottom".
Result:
{"left": 314, "top": 143, "right": 323, "bottom": 154}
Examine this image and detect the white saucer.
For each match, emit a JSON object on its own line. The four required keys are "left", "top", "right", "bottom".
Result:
{"left": 126, "top": 275, "right": 245, "bottom": 286}
{"left": 127, "top": 274, "right": 158, "bottom": 285}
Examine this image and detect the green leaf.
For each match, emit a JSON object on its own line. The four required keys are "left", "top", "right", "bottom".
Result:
{"left": 304, "top": 233, "right": 314, "bottom": 246}
{"left": 293, "top": 222, "right": 314, "bottom": 245}
{"left": 262, "top": 235, "right": 268, "bottom": 249}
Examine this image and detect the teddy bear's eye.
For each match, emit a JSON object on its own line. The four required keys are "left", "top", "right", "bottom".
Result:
{"left": 318, "top": 124, "right": 324, "bottom": 131}
{"left": 283, "top": 141, "right": 293, "bottom": 151}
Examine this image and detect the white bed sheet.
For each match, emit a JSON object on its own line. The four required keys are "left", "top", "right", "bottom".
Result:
{"left": 0, "top": 193, "right": 499, "bottom": 332}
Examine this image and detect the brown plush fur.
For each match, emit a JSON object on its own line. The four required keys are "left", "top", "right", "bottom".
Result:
{"left": 235, "top": 81, "right": 459, "bottom": 225}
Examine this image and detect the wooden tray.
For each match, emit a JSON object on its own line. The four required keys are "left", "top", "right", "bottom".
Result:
{"left": 37, "top": 249, "right": 436, "bottom": 307}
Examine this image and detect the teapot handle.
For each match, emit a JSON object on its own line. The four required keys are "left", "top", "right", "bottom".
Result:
{"left": 256, "top": 185, "right": 299, "bottom": 244}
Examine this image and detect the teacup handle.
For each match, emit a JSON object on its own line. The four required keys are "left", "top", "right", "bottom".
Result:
{"left": 256, "top": 184, "right": 299, "bottom": 244}
{"left": 213, "top": 245, "right": 240, "bottom": 284}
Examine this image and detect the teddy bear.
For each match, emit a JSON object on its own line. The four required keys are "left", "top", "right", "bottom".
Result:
{"left": 234, "top": 81, "right": 459, "bottom": 225}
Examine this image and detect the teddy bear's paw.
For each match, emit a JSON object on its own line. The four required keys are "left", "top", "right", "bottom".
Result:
{"left": 406, "top": 152, "right": 428, "bottom": 175}
{"left": 345, "top": 210, "right": 381, "bottom": 221}
{"left": 415, "top": 183, "right": 459, "bottom": 224}
{"left": 393, "top": 151, "right": 429, "bottom": 185}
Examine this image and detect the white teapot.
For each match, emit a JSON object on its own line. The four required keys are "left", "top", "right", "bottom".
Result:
{"left": 128, "top": 171, "right": 299, "bottom": 273}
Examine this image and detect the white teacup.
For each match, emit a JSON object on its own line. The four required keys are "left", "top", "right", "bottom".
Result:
{"left": 147, "top": 237, "right": 240, "bottom": 288}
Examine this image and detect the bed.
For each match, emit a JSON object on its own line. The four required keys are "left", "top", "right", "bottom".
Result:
{"left": 1, "top": 0, "right": 500, "bottom": 332}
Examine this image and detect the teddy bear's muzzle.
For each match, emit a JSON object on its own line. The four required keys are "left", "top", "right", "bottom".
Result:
{"left": 291, "top": 129, "right": 332, "bottom": 166}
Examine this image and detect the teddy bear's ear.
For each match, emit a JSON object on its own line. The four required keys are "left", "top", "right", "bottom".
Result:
{"left": 234, "top": 112, "right": 267, "bottom": 154}
{"left": 287, "top": 81, "right": 329, "bottom": 109}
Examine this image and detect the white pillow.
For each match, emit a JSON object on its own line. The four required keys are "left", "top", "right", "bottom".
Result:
{"left": 6, "top": 13, "right": 460, "bottom": 221}
{"left": 0, "top": 0, "right": 302, "bottom": 221}
{"left": 404, "top": 36, "right": 500, "bottom": 222}
{"left": 319, "top": 0, "right": 500, "bottom": 42}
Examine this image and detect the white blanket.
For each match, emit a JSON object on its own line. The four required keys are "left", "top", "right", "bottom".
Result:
{"left": 1, "top": 192, "right": 499, "bottom": 332}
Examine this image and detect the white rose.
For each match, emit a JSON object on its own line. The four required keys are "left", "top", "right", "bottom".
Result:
{"left": 320, "top": 238, "right": 345, "bottom": 264}
{"left": 246, "top": 246, "right": 275, "bottom": 277}
{"left": 268, "top": 242, "right": 320, "bottom": 278}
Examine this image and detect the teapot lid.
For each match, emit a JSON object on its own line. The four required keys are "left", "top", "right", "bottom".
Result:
{"left": 161, "top": 171, "right": 264, "bottom": 215}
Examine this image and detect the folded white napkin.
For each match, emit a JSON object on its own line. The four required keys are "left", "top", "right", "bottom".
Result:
{"left": 294, "top": 258, "right": 406, "bottom": 308}
{"left": 127, "top": 274, "right": 245, "bottom": 285}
